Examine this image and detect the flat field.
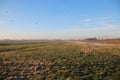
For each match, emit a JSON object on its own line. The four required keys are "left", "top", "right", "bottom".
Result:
{"left": 0, "top": 41, "right": 120, "bottom": 80}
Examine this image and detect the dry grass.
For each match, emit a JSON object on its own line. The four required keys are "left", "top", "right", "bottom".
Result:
{"left": 0, "top": 51, "right": 16, "bottom": 55}
{"left": 0, "top": 42, "right": 120, "bottom": 80}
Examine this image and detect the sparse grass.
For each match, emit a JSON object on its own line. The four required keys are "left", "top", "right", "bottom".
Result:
{"left": 0, "top": 42, "right": 120, "bottom": 80}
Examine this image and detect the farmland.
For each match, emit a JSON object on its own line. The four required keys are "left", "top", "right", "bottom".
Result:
{"left": 0, "top": 41, "right": 120, "bottom": 80}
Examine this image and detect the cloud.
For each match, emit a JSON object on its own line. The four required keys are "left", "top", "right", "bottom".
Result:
{"left": 82, "top": 17, "right": 112, "bottom": 23}
{"left": 0, "top": 21, "right": 5, "bottom": 25}
{"left": 82, "top": 18, "right": 93, "bottom": 22}
{"left": 63, "top": 24, "right": 120, "bottom": 36}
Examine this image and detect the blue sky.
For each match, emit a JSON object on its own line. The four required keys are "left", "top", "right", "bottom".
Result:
{"left": 0, "top": 0, "right": 120, "bottom": 39}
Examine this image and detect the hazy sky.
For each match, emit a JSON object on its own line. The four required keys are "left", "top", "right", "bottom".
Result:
{"left": 0, "top": 0, "right": 120, "bottom": 39}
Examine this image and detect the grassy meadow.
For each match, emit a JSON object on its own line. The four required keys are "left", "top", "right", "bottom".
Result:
{"left": 0, "top": 41, "right": 120, "bottom": 80}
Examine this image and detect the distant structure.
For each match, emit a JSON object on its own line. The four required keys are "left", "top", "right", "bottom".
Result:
{"left": 85, "top": 35, "right": 120, "bottom": 40}
{"left": 85, "top": 37, "right": 97, "bottom": 40}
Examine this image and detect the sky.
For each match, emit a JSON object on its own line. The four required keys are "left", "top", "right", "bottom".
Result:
{"left": 0, "top": 0, "right": 120, "bottom": 40}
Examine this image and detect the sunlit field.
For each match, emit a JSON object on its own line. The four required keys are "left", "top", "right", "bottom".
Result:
{"left": 0, "top": 41, "right": 120, "bottom": 80}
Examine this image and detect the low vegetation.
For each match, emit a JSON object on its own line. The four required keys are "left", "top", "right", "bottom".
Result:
{"left": 0, "top": 42, "right": 120, "bottom": 80}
